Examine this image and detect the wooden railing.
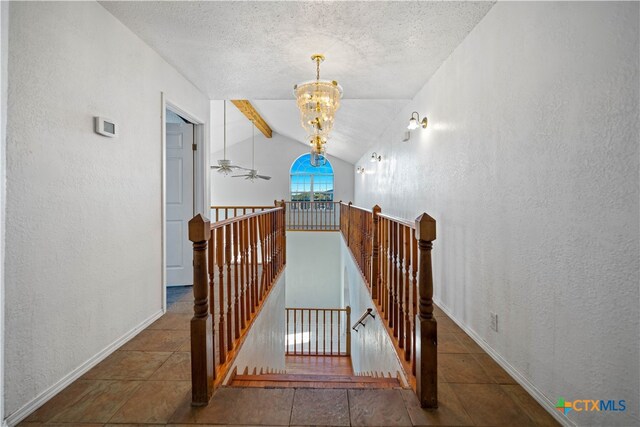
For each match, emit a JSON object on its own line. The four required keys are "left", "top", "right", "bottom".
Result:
{"left": 285, "top": 307, "right": 351, "bottom": 356}
{"left": 188, "top": 202, "right": 286, "bottom": 405}
{"left": 285, "top": 201, "right": 341, "bottom": 231}
{"left": 210, "top": 205, "right": 272, "bottom": 222}
{"left": 340, "top": 202, "right": 437, "bottom": 408}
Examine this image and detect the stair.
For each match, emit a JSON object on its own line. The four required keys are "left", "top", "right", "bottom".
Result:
{"left": 228, "top": 373, "right": 402, "bottom": 389}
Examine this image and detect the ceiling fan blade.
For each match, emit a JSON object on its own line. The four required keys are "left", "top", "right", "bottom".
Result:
{"left": 231, "top": 174, "right": 250, "bottom": 178}
{"left": 257, "top": 175, "right": 272, "bottom": 180}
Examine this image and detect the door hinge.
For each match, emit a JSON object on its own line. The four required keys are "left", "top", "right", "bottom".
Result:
{"left": 192, "top": 143, "right": 197, "bottom": 151}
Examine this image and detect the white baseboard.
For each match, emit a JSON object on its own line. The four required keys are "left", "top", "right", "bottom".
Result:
{"left": 4, "top": 309, "right": 164, "bottom": 427}
{"left": 433, "top": 298, "right": 574, "bottom": 427}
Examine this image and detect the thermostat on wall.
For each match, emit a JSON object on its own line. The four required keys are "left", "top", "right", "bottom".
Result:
{"left": 94, "top": 117, "right": 117, "bottom": 137}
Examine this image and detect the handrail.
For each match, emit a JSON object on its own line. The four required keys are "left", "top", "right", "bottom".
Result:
{"left": 352, "top": 308, "right": 375, "bottom": 331}
{"left": 210, "top": 207, "right": 282, "bottom": 230}
{"left": 210, "top": 205, "right": 272, "bottom": 222}
{"left": 377, "top": 212, "right": 415, "bottom": 229}
{"left": 188, "top": 200, "right": 287, "bottom": 405}
{"left": 340, "top": 201, "right": 437, "bottom": 409}
{"left": 285, "top": 306, "right": 351, "bottom": 356}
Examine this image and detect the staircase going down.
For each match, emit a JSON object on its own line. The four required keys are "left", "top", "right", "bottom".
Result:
{"left": 228, "top": 373, "right": 402, "bottom": 389}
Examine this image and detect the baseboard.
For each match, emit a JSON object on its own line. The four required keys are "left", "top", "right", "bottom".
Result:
{"left": 4, "top": 309, "right": 164, "bottom": 427}
{"left": 433, "top": 298, "right": 573, "bottom": 427}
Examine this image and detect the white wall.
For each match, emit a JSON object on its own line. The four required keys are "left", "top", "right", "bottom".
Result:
{"left": 354, "top": 2, "right": 639, "bottom": 425}
{"left": 5, "top": 2, "right": 210, "bottom": 422}
{"left": 285, "top": 232, "right": 343, "bottom": 308}
{"left": 224, "top": 273, "right": 286, "bottom": 382}
{"left": 210, "top": 114, "right": 354, "bottom": 206}
{"left": 0, "top": 1, "right": 8, "bottom": 423}
{"left": 341, "top": 235, "right": 406, "bottom": 384}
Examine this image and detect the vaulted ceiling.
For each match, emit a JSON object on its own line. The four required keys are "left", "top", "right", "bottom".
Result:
{"left": 102, "top": 1, "right": 494, "bottom": 163}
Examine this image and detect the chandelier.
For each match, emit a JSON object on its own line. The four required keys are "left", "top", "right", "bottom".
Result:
{"left": 309, "top": 135, "right": 327, "bottom": 167}
{"left": 294, "top": 54, "right": 343, "bottom": 165}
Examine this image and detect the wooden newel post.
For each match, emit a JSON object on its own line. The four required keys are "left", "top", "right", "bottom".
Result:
{"left": 346, "top": 305, "right": 352, "bottom": 356}
{"left": 371, "top": 205, "right": 381, "bottom": 302}
{"left": 189, "top": 214, "right": 214, "bottom": 406}
{"left": 414, "top": 213, "right": 437, "bottom": 409}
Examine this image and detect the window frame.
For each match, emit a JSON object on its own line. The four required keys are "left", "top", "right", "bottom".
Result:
{"left": 289, "top": 153, "right": 335, "bottom": 202}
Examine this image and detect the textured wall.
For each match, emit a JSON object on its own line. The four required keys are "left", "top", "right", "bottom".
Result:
{"left": 5, "top": 1, "right": 209, "bottom": 419}
{"left": 225, "top": 274, "right": 286, "bottom": 382}
{"left": 285, "top": 232, "right": 343, "bottom": 308}
{"left": 354, "top": 2, "right": 639, "bottom": 425}
{"left": 341, "top": 235, "right": 407, "bottom": 384}
{"left": 210, "top": 130, "right": 354, "bottom": 206}
{"left": 0, "top": 1, "right": 8, "bottom": 423}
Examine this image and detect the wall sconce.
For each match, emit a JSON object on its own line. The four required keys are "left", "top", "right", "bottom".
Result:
{"left": 370, "top": 152, "right": 381, "bottom": 162}
{"left": 407, "top": 111, "right": 428, "bottom": 130}
{"left": 356, "top": 166, "right": 366, "bottom": 174}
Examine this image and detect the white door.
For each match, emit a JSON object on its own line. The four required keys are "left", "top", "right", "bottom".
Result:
{"left": 166, "top": 122, "right": 194, "bottom": 286}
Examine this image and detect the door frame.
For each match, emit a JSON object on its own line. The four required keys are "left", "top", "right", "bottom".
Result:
{"left": 161, "top": 92, "right": 208, "bottom": 312}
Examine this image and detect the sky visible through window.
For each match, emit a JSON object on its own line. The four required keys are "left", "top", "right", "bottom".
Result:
{"left": 290, "top": 154, "right": 334, "bottom": 201}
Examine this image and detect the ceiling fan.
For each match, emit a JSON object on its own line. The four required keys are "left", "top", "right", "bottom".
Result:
{"left": 211, "top": 100, "right": 247, "bottom": 175}
{"left": 233, "top": 120, "right": 271, "bottom": 181}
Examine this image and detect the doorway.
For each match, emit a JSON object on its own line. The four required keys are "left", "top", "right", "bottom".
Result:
{"left": 162, "top": 97, "right": 207, "bottom": 311}
{"left": 165, "top": 108, "right": 194, "bottom": 290}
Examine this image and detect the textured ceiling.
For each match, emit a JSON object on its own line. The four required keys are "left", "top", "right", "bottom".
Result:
{"left": 102, "top": 1, "right": 494, "bottom": 162}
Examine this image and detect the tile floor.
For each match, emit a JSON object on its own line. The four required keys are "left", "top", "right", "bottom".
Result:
{"left": 19, "top": 288, "right": 560, "bottom": 426}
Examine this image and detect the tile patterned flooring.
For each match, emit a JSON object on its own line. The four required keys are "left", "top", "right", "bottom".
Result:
{"left": 19, "top": 287, "right": 560, "bottom": 426}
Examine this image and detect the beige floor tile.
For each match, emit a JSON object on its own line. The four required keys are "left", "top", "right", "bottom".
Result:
{"left": 290, "top": 388, "right": 349, "bottom": 426}
{"left": 83, "top": 351, "right": 171, "bottom": 380}
{"left": 151, "top": 352, "right": 191, "bottom": 381}
{"left": 501, "top": 384, "right": 560, "bottom": 426}
{"left": 472, "top": 353, "right": 517, "bottom": 384}
{"left": 24, "top": 380, "right": 97, "bottom": 422}
{"left": 439, "top": 353, "right": 493, "bottom": 384}
{"left": 51, "top": 380, "right": 141, "bottom": 423}
{"left": 454, "top": 333, "right": 485, "bottom": 353}
{"left": 119, "top": 329, "right": 189, "bottom": 352}
{"left": 108, "top": 380, "right": 191, "bottom": 424}
{"left": 168, "top": 302, "right": 193, "bottom": 314}
{"left": 401, "top": 384, "right": 473, "bottom": 426}
{"left": 438, "top": 333, "right": 469, "bottom": 354}
{"left": 170, "top": 387, "right": 294, "bottom": 425}
{"left": 348, "top": 389, "right": 412, "bottom": 426}
{"left": 449, "top": 383, "right": 536, "bottom": 426}
{"left": 148, "top": 312, "right": 192, "bottom": 330}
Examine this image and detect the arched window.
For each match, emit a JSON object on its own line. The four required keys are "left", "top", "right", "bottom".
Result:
{"left": 290, "top": 154, "right": 334, "bottom": 201}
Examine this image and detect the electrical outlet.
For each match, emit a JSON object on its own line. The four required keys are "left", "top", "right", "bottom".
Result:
{"left": 490, "top": 312, "right": 498, "bottom": 332}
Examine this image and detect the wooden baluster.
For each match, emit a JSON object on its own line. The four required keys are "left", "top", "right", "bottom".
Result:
{"left": 252, "top": 216, "right": 258, "bottom": 312}
{"left": 286, "top": 309, "right": 289, "bottom": 354}
{"left": 315, "top": 309, "right": 319, "bottom": 354}
{"left": 188, "top": 215, "right": 214, "bottom": 405}
{"left": 404, "top": 225, "right": 412, "bottom": 361}
{"left": 338, "top": 308, "right": 341, "bottom": 355}
{"left": 281, "top": 200, "right": 287, "bottom": 265}
{"left": 415, "top": 213, "right": 437, "bottom": 408}
{"left": 388, "top": 219, "right": 395, "bottom": 329}
{"left": 398, "top": 223, "right": 405, "bottom": 348}
{"left": 346, "top": 306, "right": 351, "bottom": 356}
{"left": 323, "top": 310, "right": 326, "bottom": 355}
{"left": 233, "top": 222, "right": 240, "bottom": 339}
{"left": 330, "top": 310, "right": 334, "bottom": 355}
{"left": 293, "top": 308, "right": 297, "bottom": 355}
{"left": 244, "top": 218, "right": 251, "bottom": 324}
{"left": 225, "top": 224, "right": 233, "bottom": 352}
{"left": 216, "top": 227, "right": 226, "bottom": 365}
{"left": 382, "top": 218, "right": 388, "bottom": 319}
{"left": 412, "top": 235, "right": 418, "bottom": 375}
{"left": 239, "top": 220, "right": 247, "bottom": 330}
{"left": 308, "top": 309, "right": 312, "bottom": 355}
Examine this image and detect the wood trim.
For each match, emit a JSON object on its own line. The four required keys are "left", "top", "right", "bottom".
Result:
{"left": 230, "top": 100, "right": 273, "bottom": 138}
